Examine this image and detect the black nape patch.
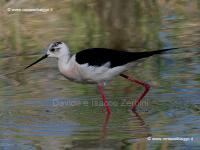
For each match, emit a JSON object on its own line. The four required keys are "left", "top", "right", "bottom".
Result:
{"left": 52, "top": 41, "right": 62, "bottom": 47}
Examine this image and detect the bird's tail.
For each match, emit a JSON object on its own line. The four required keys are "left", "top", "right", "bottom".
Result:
{"left": 131, "top": 47, "right": 180, "bottom": 61}
{"left": 148, "top": 47, "right": 179, "bottom": 55}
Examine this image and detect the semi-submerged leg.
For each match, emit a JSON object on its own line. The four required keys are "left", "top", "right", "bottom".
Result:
{"left": 98, "top": 83, "right": 111, "bottom": 114}
{"left": 120, "top": 74, "right": 150, "bottom": 111}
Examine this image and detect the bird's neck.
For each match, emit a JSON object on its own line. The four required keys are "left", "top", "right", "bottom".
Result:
{"left": 58, "top": 54, "right": 71, "bottom": 70}
{"left": 58, "top": 53, "right": 71, "bottom": 63}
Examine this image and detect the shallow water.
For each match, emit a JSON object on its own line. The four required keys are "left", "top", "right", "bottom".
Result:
{"left": 0, "top": 0, "right": 200, "bottom": 150}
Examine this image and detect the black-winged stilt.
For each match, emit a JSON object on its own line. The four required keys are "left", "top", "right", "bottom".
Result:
{"left": 25, "top": 41, "right": 178, "bottom": 113}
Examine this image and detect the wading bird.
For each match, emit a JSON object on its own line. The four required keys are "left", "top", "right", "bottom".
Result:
{"left": 25, "top": 41, "right": 178, "bottom": 113}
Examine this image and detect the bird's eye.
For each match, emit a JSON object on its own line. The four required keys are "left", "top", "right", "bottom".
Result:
{"left": 50, "top": 48, "right": 55, "bottom": 52}
{"left": 50, "top": 47, "right": 60, "bottom": 53}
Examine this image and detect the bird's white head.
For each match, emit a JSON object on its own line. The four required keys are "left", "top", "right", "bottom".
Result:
{"left": 24, "top": 41, "right": 70, "bottom": 69}
{"left": 47, "top": 41, "right": 70, "bottom": 58}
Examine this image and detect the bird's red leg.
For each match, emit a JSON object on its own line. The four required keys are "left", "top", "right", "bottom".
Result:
{"left": 98, "top": 83, "right": 111, "bottom": 114}
{"left": 120, "top": 74, "right": 150, "bottom": 111}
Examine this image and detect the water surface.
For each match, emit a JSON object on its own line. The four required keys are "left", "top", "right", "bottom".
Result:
{"left": 0, "top": 0, "right": 200, "bottom": 149}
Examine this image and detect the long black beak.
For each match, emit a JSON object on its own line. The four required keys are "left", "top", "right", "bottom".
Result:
{"left": 25, "top": 54, "right": 48, "bottom": 70}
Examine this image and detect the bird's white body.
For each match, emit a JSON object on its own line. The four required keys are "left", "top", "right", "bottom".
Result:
{"left": 58, "top": 54, "right": 130, "bottom": 84}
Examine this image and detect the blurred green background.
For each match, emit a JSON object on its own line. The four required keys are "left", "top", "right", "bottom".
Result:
{"left": 0, "top": 0, "right": 200, "bottom": 150}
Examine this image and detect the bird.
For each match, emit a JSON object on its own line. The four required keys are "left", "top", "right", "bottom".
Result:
{"left": 25, "top": 41, "right": 179, "bottom": 114}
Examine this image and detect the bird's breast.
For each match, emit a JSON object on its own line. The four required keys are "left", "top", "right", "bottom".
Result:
{"left": 59, "top": 63, "right": 82, "bottom": 82}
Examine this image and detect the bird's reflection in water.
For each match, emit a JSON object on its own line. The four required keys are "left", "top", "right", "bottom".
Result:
{"left": 101, "top": 111, "right": 151, "bottom": 138}
{"left": 68, "top": 111, "right": 151, "bottom": 150}
{"left": 132, "top": 111, "right": 147, "bottom": 127}
{"left": 101, "top": 112, "right": 112, "bottom": 139}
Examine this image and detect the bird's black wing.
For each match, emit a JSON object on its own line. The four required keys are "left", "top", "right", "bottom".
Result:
{"left": 75, "top": 48, "right": 178, "bottom": 68}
